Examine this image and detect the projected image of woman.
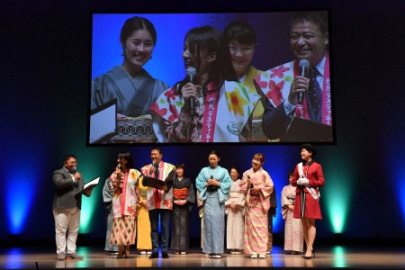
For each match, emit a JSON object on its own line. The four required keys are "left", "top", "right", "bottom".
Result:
{"left": 91, "top": 17, "right": 168, "bottom": 143}
{"left": 223, "top": 21, "right": 266, "bottom": 141}
{"left": 150, "top": 26, "right": 260, "bottom": 142}
{"left": 291, "top": 144, "right": 324, "bottom": 259}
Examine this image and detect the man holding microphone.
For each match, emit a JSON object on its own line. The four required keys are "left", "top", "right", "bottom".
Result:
{"left": 52, "top": 155, "right": 92, "bottom": 260}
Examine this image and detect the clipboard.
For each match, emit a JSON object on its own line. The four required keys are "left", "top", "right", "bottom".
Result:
{"left": 143, "top": 169, "right": 175, "bottom": 189}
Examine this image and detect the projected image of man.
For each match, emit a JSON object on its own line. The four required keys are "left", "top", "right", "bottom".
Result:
{"left": 255, "top": 12, "right": 331, "bottom": 140}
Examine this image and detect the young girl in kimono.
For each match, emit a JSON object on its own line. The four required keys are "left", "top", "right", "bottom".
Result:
{"left": 223, "top": 20, "right": 266, "bottom": 141}
{"left": 150, "top": 26, "right": 260, "bottom": 142}
{"left": 291, "top": 144, "right": 325, "bottom": 259}
{"left": 109, "top": 152, "right": 141, "bottom": 259}
{"left": 240, "top": 153, "right": 273, "bottom": 259}
{"left": 225, "top": 166, "right": 245, "bottom": 254}
{"left": 281, "top": 171, "right": 304, "bottom": 254}
{"left": 171, "top": 164, "right": 195, "bottom": 255}
{"left": 196, "top": 151, "right": 231, "bottom": 258}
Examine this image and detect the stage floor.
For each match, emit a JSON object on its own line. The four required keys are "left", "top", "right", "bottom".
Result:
{"left": 1, "top": 246, "right": 404, "bottom": 269}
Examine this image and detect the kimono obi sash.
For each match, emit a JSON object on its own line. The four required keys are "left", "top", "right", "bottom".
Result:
{"left": 173, "top": 188, "right": 188, "bottom": 199}
{"left": 229, "top": 192, "right": 240, "bottom": 198}
{"left": 139, "top": 189, "right": 148, "bottom": 200}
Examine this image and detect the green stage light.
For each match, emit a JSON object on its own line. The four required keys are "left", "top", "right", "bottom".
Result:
{"left": 322, "top": 158, "right": 354, "bottom": 234}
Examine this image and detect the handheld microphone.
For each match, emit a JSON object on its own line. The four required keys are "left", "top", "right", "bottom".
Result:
{"left": 210, "top": 175, "right": 213, "bottom": 180}
{"left": 186, "top": 67, "right": 197, "bottom": 114}
{"left": 247, "top": 175, "right": 253, "bottom": 189}
{"left": 298, "top": 59, "right": 310, "bottom": 105}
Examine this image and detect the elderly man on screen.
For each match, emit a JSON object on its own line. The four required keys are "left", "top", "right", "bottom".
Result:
{"left": 52, "top": 155, "right": 93, "bottom": 260}
{"left": 255, "top": 11, "right": 331, "bottom": 140}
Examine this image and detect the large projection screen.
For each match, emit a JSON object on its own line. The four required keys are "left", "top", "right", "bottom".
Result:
{"left": 89, "top": 11, "right": 334, "bottom": 145}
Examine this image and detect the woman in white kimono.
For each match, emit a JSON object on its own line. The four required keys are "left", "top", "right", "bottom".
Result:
{"left": 281, "top": 171, "right": 304, "bottom": 254}
{"left": 225, "top": 166, "right": 245, "bottom": 254}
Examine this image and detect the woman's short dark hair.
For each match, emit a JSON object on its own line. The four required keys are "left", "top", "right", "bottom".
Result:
{"left": 118, "top": 152, "right": 134, "bottom": 169}
{"left": 224, "top": 20, "right": 257, "bottom": 45}
{"left": 288, "top": 171, "right": 294, "bottom": 178}
{"left": 301, "top": 144, "right": 316, "bottom": 157}
{"left": 120, "top": 16, "right": 157, "bottom": 45}
{"left": 290, "top": 12, "right": 328, "bottom": 36}
{"left": 208, "top": 150, "right": 220, "bottom": 159}
{"left": 184, "top": 26, "right": 236, "bottom": 85}
{"left": 176, "top": 163, "right": 186, "bottom": 174}
{"left": 230, "top": 166, "right": 240, "bottom": 174}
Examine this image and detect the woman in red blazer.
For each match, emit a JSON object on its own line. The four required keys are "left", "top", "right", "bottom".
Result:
{"left": 291, "top": 144, "right": 324, "bottom": 259}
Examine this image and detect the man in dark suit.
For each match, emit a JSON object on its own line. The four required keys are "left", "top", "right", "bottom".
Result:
{"left": 52, "top": 155, "right": 92, "bottom": 260}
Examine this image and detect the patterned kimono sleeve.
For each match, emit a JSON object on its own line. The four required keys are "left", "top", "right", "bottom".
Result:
{"left": 218, "top": 169, "right": 232, "bottom": 197}
{"left": 260, "top": 171, "right": 273, "bottom": 199}
{"left": 150, "top": 86, "right": 198, "bottom": 142}
{"left": 281, "top": 186, "right": 290, "bottom": 220}
{"left": 186, "top": 181, "right": 196, "bottom": 204}
{"left": 196, "top": 168, "right": 208, "bottom": 194}
{"left": 236, "top": 188, "right": 246, "bottom": 208}
{"left": 239, "top": 172, "right": 249, "bottom": 194}
{"left": 281, "top": 186, "right": 291, "bottom": 208}
{"left": 102, "top": 178, "right": 114, "bottom": 203}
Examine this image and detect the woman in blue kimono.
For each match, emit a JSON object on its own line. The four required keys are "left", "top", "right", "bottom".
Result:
{"left": 196, "top": 150, "right": 231, "bottom": 258}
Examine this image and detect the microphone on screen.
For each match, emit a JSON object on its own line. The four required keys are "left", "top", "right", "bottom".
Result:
{"left": 186, "top": 66, "right": 197, "bottom": 114}
{"left": 298, "top": 59, "right": 310, "bottom": 105}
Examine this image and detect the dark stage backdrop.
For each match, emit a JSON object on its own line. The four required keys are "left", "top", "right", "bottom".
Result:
{"left": 1, "top": 0, "right": 405, "bottom": 244}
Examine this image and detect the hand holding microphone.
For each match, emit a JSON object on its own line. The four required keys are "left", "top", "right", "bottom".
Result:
{"left": 73, "top": 167, "right": 81, "bottom": 181}
{"left": 181, "top": 67, "right": 198, "bottom": 115}
{"left": 288, "top": 59, "right": 310, "bottom": 105}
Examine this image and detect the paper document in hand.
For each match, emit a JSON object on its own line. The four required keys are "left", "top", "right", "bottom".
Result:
{"left": 84, "top": 176, "right": 100, "bottom": 189}
{"left": 90, "top": 99, "right": 117, "bottom": 144}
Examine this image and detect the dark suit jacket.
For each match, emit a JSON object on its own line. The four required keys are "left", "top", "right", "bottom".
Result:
{"left": 52, "top": 167, "right": 86, "bottom": 210}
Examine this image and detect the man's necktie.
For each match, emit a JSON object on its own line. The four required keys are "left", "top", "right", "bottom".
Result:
{"left": 307, "top": 67, "right": 322, "bottom": 121}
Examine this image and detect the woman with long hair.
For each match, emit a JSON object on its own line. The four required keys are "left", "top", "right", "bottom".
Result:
{"left": 151, "top": 26, "right": 260, "bottom": 142}
{"left": 109, "top": 152, "right": 141, "bottom": 258}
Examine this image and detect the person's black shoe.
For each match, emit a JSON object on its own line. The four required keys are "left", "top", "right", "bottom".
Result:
{"left": 162, "top": 252, "right": 169, "bottom": 259}
{"left": 149, "top": 252, "right": 158, "bottom": 259}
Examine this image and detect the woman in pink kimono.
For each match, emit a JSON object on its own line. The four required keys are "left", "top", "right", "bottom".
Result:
{"left": 225, "top": 166, "right": 245, "bottom": 254}
{"left": 240, "top": 153, "right": 274, "bottom": 259}
{"left": 281, "top": 171, "right": 304, "bottom": 254}
{"left": 109, "top": 152, "right": 141, "bottom": 258}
